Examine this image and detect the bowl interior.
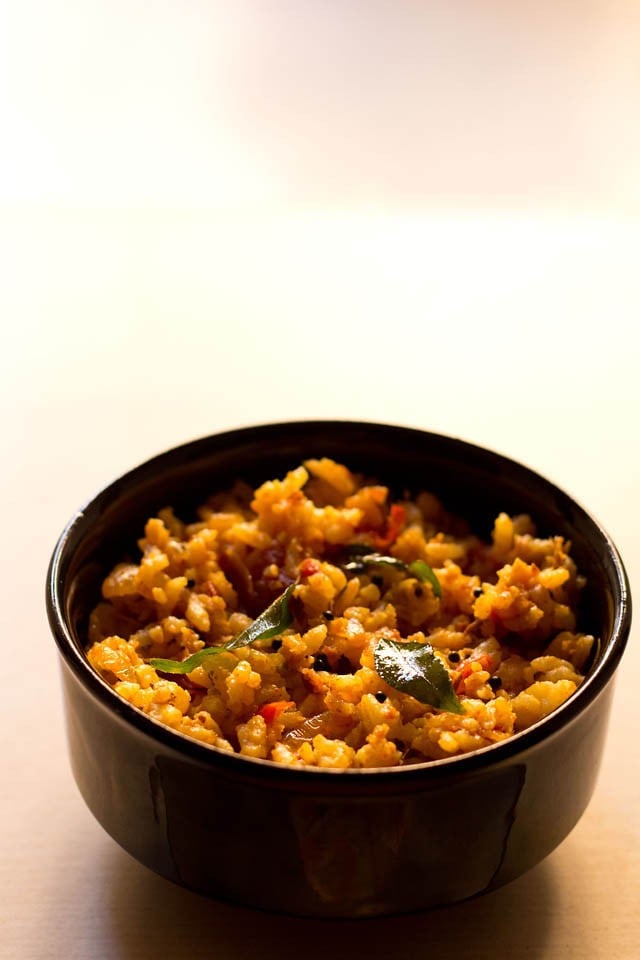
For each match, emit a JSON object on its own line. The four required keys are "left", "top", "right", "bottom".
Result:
{"left": 53, "top": 421, "right": 627, "bottom": 731}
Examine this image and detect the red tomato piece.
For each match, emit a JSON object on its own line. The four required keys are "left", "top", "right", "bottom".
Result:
{"left": 299, "top": 558, "right": 321, "bottom": 578}
{"left": 373, "top": 504, "right": 407, "bottom": 550}
{"left": 258, "top": 700, "right": 295, "bottom": 724}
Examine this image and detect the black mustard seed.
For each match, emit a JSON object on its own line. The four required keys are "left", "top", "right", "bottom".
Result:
{"left": 313, "top": 654, "right": 330, "bottom": 672}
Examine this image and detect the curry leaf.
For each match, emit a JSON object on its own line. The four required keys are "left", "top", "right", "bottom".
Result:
{"left": 149, "top": 647, "right": 225, "bottom": 674}
{"left": 407, "top": 560, "right": 442, "bottom": 598}
{"left": 342, "top": 553, "right": 442, "bottom": 598}
{"left": 149, "top": 583, "right": 295, "bottom": 673}
{"left": 373, "top": 638, "right": 463, "bottom": 713}
{"left": 343, "top": 554, "right": 407, "bottom": 574}
{"left": 224, "top": 583, "right": 295, "bottom": 651}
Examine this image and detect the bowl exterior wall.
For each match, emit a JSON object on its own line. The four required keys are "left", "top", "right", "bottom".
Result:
{"left": 49, "top": 422, "right": 630, "bottom": 917}
{"left": 60, "top": 655, "right": 615, "bottom": 917}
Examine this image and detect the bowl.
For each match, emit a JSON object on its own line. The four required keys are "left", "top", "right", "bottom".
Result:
{"left": 46, "top": 421, "right": 631, "bottom": 917}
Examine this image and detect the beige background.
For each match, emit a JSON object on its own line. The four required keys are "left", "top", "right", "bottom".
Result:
{"left": 1, "top": 2, "right": 639, "bottom": 957}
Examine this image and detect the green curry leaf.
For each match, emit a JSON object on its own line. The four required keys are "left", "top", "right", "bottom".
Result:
{"left": 407, "top": 560, "right": 442, "bottom": 598}
{"left": 373, "top": 637, "right": 463, "bottom": 714}
{"left": 224, "top": 583, "right": 295, "bottom": 651}
{"left": 342, "top": 552, "right": 442, "bottom": 598}
{"left": 148, "top": 583, "right": 296, "bottom": 673}
{"left": 342, "top": 554, "right": 406, "bottom": 574}
{"left": 148, "top": 647, "right": 225, "bottom": 674}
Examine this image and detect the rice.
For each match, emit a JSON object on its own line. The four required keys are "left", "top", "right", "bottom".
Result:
{"left": 87, "top": 458, "right": 595, "bottom": 768}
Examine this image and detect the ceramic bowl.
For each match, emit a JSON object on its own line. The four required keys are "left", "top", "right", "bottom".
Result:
{"left": 46, "top": 421, "right": 631, "bottom": 917}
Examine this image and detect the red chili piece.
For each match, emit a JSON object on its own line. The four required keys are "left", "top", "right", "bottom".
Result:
{"left": 373, "top": 504, "right": 407, "bottom": 550}
{"left": 258, "top": 700, "right": 295, "bottom": 724}
{"left": 454, "top": 654, "right": 494, "bottom": 693}
{"left": 299, "top": 558, "right": 321, "bottom": 578}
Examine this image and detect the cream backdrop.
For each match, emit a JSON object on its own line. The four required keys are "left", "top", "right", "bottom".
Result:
{"left": 1, "top": 2, "right": 638, "bottom": 958}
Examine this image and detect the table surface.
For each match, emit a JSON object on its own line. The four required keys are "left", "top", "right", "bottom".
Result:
{"left": 2, "top": 3, "right": 639, "bottom": 957}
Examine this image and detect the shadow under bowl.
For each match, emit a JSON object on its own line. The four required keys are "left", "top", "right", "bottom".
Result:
{"left": 46, "top": 421, "right": 631, "bottom": 917}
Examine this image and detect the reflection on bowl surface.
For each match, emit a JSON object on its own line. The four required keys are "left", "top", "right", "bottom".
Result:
{"left": 47, "top": 421, "right": 631, "bottom": 916}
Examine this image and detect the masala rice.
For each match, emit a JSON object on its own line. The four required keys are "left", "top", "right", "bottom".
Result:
{"left": 87, "top": 458, "right": 595, "bottom": 768}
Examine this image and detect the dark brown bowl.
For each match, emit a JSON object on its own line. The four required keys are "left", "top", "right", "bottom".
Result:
{"left": 46, "top": 421, "right": 631, "bottom": 917}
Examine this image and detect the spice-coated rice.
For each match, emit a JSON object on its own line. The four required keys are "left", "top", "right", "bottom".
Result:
{"left": 87, "top": 458, "right": 595, "bottom": 768}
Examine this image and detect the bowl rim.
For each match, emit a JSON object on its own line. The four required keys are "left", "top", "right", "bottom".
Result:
{"left": 46, "top": 419, "right": 632, "bottom": 786}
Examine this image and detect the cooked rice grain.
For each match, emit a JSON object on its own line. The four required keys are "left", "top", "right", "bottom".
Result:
{"left": 87, "top": 459, "right": 595, "bottom": 768}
